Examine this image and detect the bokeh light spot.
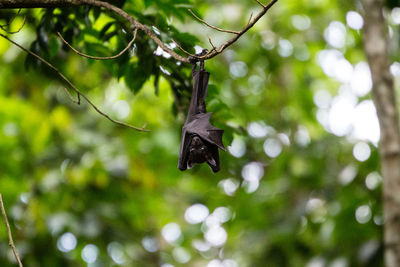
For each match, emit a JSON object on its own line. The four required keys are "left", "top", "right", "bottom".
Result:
{"left": 324, "top": 21, "right": 346, "bottom": 48}
{"left": 142, "top": 236, "right": 159, "bottom": 253}
{"left": 107, "top": 242, "right": 126, "bottom": 265}
{"left": 185, "top": 204, "right": 209, "bottom": 224}
{"left": 57, "top": 232, "right": 77, "bottom": 253}
{"left": 205, "top": 226, "right": 228, "bottom": 247}
{"left": 313, "top": 89, "right": 332, "bottom": 109}
{"left": 229, "top": 61, "right": 248, "bottom": 78}
{"left": 263, "top": 138, "right": 282, "bottom": 158}
{"left": 278, "top": 39, "right": 293, "bottom": 57}
{"left": 213, "top": 207, "right": 231, "bottom": 223}
{"left": 218, "top": 178, "right": 240, "bottom": 196}
{"left": 352, "top": 100, "right": 380, "bottom": 144}
{"left": 391, "top": 7, "right": 400, "bottom": 25}
{"left": 112, "top": 100, "right": 130, "bottom": 120}
{"left": 248, "top": 122, "right": 269, "bottom": 138}
{"left": 353, "top": 142, "right": 371, "bottom": 162}
{"left": 291, "top": 15, "right": 311, "bottom": 30}
{"left": 390, "top": 62, "right": 400, "bottom": 77}
{"left": 228, "top": 138, "right": 246, "bottom": 158}
{"left": 339, "top": 165, "right": 357, "bottom": 186}
{"left": 172, "top": 247, "right": 191, "bottom": 263}
{"left": 328, "top": 95, "right": 356, "bottom": 136}
{"left": 355, "top": 205, "right": 372, "bottom": 224}
{"left": 295, "top": 126, "right": 311, "bottom": 146}
{"left": 350, "top": 62, "right": 372, "bottom": 97}
{"left": 346, "top": 11, "right": 364, "bottom": 30}
{"left": 81, "top": 244, "right": 99, "bottom": 264}
{"left": 162, "top": 223, "right": 182, "bottom": 244}
{"left": 365, "top": 172, "right": 382, "bottom": 190}
{"left": 192, "top": 240, "right": 211, "bottom": 252}
{"left": 241, "top": 162, "right": 264, "bottom": 181}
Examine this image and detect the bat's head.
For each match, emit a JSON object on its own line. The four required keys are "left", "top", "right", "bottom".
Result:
{"left": 187, "top": 135, "right": 218, "bottom": 171}
{"left": 190, "top": 136, "right": 204, "bottom": 149}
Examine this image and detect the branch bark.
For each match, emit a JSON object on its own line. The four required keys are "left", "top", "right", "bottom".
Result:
{"left": 194, "top": 0, "right": 278, "bottom": 60}
{"left": 0, "top": 194, "right": 23, "bottom": 267}
{"left": 0, "top": 0, "right": 190, "bottom": 62}
{"left": 361, "top": 1, "right": 400, "bottom": 266}
{"left": 187, "top": 9, "right": 240, "bottom": 35}
{"left": 56, "top": 28, "right": 138, "bottom": 60}
{"left": 0, "top": 0, "right": 278, "bottom": 62}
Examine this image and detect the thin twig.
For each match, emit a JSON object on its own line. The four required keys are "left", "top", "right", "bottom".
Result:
{"left": 0, "top": 10, "right": 26, "bottom": 34}
{"left": 194, "top": 0, "right": 279, "bottom": 61}
{"left": 255, "top": 0, "right": 267, "bottom": 8}
{"left": 207, "top": 36, "right": 216, "bottom": 50}
{"left": 81, "top": 0, "right": 189, "bottom": 63}
{"left": 0, "top": 33, "right": 149, "bottom": 132}
{"left": 171, "top": 39, "right": 196, "bottom": 57}
{"left": 61, "top": 86, "right": 81, "bottom": 104}
{"left": 57, "top": 28, "right": 138, "bottom": 60}
{"left": 0, "top": 8, "right": 21, "bottom": 28}
{"left": 247, "top": 12, "right": 254, "bottom": 27}
{"left": 188, "top": 9, "right": 240, "bottom": 35}
{"left": 0, "top": 194, "right": 23, "bottom": 267}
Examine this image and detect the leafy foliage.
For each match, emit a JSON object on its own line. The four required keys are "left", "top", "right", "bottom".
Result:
{"left": 1, "top": 0, "right": 399, "bottom": 266}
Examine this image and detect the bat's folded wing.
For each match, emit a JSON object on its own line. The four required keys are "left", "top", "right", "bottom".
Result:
{"left": 184, "top": 113, "right": 225, "bottom": 151}
{"left": 178, "top": 127, "right": 192, "bottom": 171}
{"left": 178, "top": 113, "right": 225, "bottom": 171}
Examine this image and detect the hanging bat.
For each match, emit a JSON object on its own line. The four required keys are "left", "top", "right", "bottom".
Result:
{"left": 178, "top": 60, "right": 225, "bottom": 173}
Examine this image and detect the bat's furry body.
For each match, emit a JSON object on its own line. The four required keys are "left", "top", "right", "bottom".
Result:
{"left": 178, "top": 64, "right": 225, "bottom": 172}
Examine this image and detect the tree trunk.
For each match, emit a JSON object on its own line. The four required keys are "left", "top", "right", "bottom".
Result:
{"left": 361, "top": 0, "right": 400, "bottom": 266}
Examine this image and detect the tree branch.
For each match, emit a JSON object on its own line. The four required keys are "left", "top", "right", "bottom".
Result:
{"left": 255, "top": 0, "right": 267, "bottom": 8}
{"left": 0, "top": 194, "right": 23, "bottom": 267}
{"left": 0, "top": 8, "right": 26, "bottom": 34}
{"left": 207, "top": 36, "right": 216, "bottom": 51}
{"left": 0, "top": 8, "right": 21, "bottom": 27}
{"left": 57, "top": 28, "right": 137, "bottom": 60}
{"left": 0, "top": 33, "right": 149, "bottom": 132}
{"left": 171, "top": 39, "right": 196, "bottom": 57}
{"left": 0, "top": 0, "right": 189, "bottom": 62}
{"left": 0, "top": 0, "right": 279, "bottom": 62}
{"left": 187, "top": 9, "right": 240, "bottom": 35}
{"left": 196, "top": 0, "right": 278, "bottom": 60}
{"left": 246, "top": 12, "right": 254, "bottom": 27}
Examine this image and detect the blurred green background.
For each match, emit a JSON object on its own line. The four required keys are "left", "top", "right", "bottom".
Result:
{"left": 1, "top": 0, "right": 399, "bottom": 266}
